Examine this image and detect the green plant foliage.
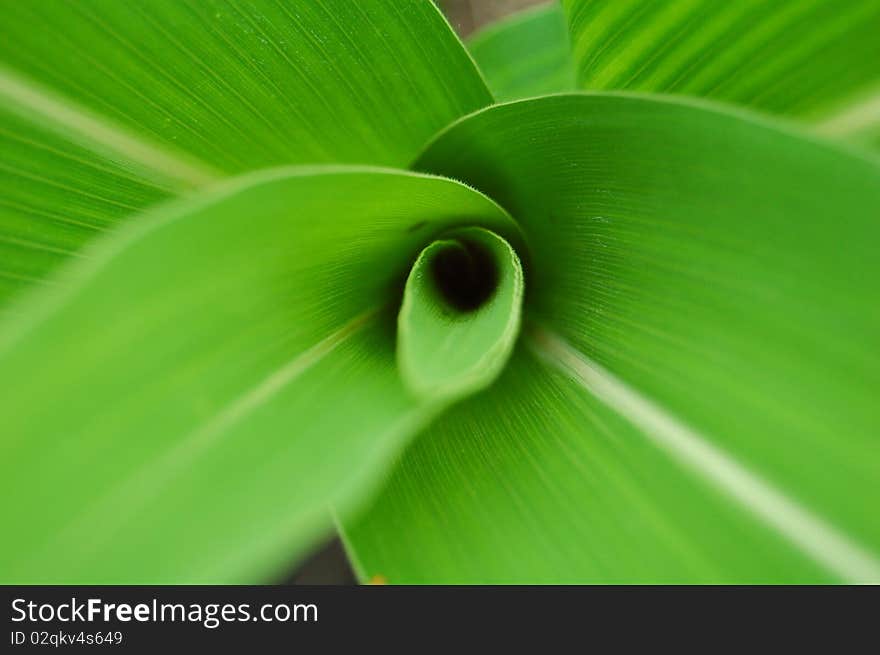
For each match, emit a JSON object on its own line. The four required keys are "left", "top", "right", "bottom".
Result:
{"left": 0, "top": 105, "right": 173, "bottom": 314}
{"left": 397, "top": 227, "right": 524, "bottom": 401}
{"left": 0, "top": 0, "right": 490, "bottom": 171}
{"left": 0, "top": 168, "right": 518, "bottom": 582}
{"left": 467, "top": 2, "right": 575, "bottom": 101}
{"left": 0, "top": 0, "right": 491, "bottom": 306}
{"left": 2, "top": 1, "right": 879, "bottom": 585}
{"left": 562, "top": 0, "right": 880, "bottom": 139}
{"left": 816, "top": 87, "right": 880, "bottom": 148}
{"left": 345, "top": 94, "right": 880, "bottom": 583}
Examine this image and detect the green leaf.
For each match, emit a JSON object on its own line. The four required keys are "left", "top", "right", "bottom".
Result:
{"left": 0, "top": 0, "right": 491, "bottom": 305}
{"left": 0, "top": 104, "right": 174, "bottom": 314}
{"left": 562, "top": 0, "right": 880, "bottom": 137}
{"left": 344, "top": 94, "right": 880, "bottom": 582}
{"left": 0, "top": 0, "right": 489, "bottom": 171}
{"left": 397, "top": 227, "right": 524, "bottom": 401}
{"left": 0, "top": 167, "right": 518, "bottom": 583}
{"left": 467, "top": 1, "right": 575, "bottom": 101}
{"left": 346, "top": 347, "right": 860, "bottom": 583}
{"left": 815, "top": 86, "right": 880, "bottom": 149}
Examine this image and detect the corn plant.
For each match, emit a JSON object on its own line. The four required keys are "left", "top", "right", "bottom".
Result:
{"left": 1, "top": 0, "right": 878, "bottom": 584}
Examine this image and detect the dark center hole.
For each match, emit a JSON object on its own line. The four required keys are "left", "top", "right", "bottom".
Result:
{"left": 430, "top": 239, "right": 498, "bottom": 312}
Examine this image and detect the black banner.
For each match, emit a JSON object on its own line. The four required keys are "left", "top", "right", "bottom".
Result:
{"left": 1, "top": 586, "right": 872, "bottom": 650}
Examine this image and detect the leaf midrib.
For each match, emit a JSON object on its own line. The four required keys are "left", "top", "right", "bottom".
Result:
{"left": 527, "top": 324, "right": 880, "bottom": 584}
{"left": 18, "top": 308, "right": 380, "bottom": 575}
{"left": 0, "top": 65, "right": 221, "bottom": 190}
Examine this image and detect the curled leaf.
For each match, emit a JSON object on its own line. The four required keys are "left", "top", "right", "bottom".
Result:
{"left": 397, "top": 227, "right": 524, "bottom": 401}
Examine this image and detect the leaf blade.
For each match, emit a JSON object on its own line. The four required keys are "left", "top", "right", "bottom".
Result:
{"left": 0, "top": 98, "right": 176, "bottom": 309}
{"left": 0, "top": 0, "right": 490, "bottom": 172}
{"left": 0, "top": 0, "right": 491, "bottom": 306}
{"left": 467, "top": 1, "right": 575, "bottom": 101}
{"left": 347, "top": 347, "right": 843, "bottom": 583}
{"left": 345, "top": 93, "right": 880, "bottom": 582}
{"left": 0, "top": 166, "right": 518, "bottom": 582}
{"left": 562, "top": 0, "right": 880, "bottom": 134}
{"left": 529, "top": 326, "right": 880, "bottom": 583}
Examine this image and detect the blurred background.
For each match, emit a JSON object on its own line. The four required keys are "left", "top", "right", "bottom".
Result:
{"left": 284, "top": 0, "right": 547, "bottom": 585}
{"left": 440, "top": 0, "right": 545, "bottom": 37}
